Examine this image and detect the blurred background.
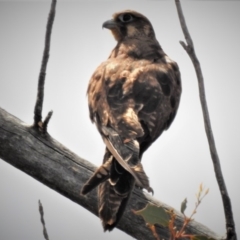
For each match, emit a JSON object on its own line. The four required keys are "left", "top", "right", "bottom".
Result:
{"left": 0, "top": 1, "right": 239, "bottom": 239}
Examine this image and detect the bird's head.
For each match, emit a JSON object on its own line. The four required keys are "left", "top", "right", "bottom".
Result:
{"left": 102, "top": 10, "right": 156, "bottom": 42}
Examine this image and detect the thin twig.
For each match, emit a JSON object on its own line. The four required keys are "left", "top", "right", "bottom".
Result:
{"left": 42, "top": 110, "right": 53, "bottom": 133}
{"left": 175, "top": 1, "right": 237, "bottom": 239}
{"left": 38, "top": 200, "right": 50, "bottom": 240}
{"left": 147, "top": 224, "right": 161, "bottom": 240}
{"left": 33, "top": 0, "right": 57, "bottom": 129}
{"left": 177, "top": 186, "right": 209, "bottom": 238}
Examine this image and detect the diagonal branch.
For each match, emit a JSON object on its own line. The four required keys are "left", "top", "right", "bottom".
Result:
{"left": 175, "top": 1, "right": 237, "bottom": 239}
{"left": 0, "top": 107, "right": 222, "bottom": 240}
{"left": 33, "top": 0, "right": 56, "bottom": 130}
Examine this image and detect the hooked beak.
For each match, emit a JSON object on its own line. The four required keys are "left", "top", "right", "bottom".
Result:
{"left": 102, "top": 19, "right": 118, "bottom": 30}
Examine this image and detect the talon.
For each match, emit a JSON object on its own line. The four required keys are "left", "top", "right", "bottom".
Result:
{"left": 148, "top": 187, "right": 154, "bottom": 195}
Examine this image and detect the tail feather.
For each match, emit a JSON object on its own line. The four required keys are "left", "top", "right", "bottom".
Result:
{"left": 102, "top": 125, "right": 152, "bottom": 192}
{"left": 98, "top": 166, "right": 135, "bottom": 231}
{"left": 98, "top": 181, "right": 122, "bottom": 231}
{"left": 81, "top": 124, "right": 153, "bottom": 230}
{"left": 81, "top": 154, "right": 112, "bottom": 195}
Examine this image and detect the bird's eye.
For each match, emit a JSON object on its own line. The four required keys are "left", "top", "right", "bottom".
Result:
{"left": 119, "top": 13, "right": 134, "bottom": 23}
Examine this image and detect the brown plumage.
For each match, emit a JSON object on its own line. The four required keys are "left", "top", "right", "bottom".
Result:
{"left": 81, "top": 10, "right": 181, "bottom": 231}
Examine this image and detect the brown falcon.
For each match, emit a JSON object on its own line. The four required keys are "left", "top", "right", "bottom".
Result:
{"left": 81, "top": 10, "right": 181, "bottom": 231}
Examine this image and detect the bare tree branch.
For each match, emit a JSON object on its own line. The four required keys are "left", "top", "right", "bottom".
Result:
{"left": 33, "top": 0, "right": 56, "bottom": 129}
{"left": 175, "top": 1, "right": 237, "bottom": 239}
{"left": 38, "top": 200, "right": 50, "bottom": 240}
{"left": 0, "top": 107, "right": 222, "bottom": 240}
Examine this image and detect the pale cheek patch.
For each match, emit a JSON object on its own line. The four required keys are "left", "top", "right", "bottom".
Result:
{"left": 127, "top": 25, "right": 138, "bottom": 37}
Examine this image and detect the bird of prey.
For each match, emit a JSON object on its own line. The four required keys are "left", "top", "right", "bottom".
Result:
{"left": 81, "top": 10, "right": 181, "bottom": 231}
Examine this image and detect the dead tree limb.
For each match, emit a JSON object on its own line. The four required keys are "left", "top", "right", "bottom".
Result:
{"left": 175, "top": 1, "right": 237, "bottom": 239}
{"left": 0, "top": 107, "right": 222, "bottom": 240}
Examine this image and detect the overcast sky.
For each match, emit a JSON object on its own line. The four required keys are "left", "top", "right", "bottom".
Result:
{"left": 0, "top": 1, "right": 240, "bottom": 240}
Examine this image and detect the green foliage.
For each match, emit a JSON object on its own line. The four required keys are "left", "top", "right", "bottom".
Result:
{"left": 134, "top": 204, "right": 170, "bottom": 227}
{"left": 180, "top": 198, "right": 187, "bottom": 215}
{"left": 133, "top": 184, "right": 213, "bottom": 240}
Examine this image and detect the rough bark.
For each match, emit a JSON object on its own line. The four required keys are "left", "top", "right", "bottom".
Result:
{"left": 0, "top": 107, "right": 222, "bottom": 240}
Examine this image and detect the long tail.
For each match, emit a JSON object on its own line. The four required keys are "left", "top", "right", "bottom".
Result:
{"left": 98, "top": 158, "right": 135, "bottom": 231}
{"left": 81, "top": 126, "right": 153, "bottom": 231}
{"left": 81, "top": 150, "right": 112, "bottom": 195}
{"left": 81, "top": 149, "right": 134, "bottom": 231}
